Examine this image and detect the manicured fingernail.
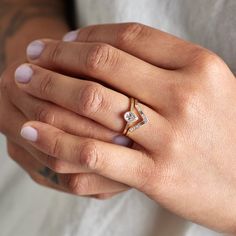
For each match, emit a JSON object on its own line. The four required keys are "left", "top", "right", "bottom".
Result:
{"left": 27, "top": 40, "right": 45, "bottom": 59}
{"left": 20, "top": 126, "right": 38, "bottom": 142}
{"left": 63, "top": 30, "right": 79, "bottom": 42}
{"left": 15, "top": 64, "right": 33, "bottom": 83}
{"left": 113, "top": 135, "right": 132, "bottom": 147}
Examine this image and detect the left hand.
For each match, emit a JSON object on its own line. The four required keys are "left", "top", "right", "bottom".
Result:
{"left": 15, "top": 23, "right": 236, "bottom": 233}
{"left": 0, "top": 63, "right": 129, "bottom": 199}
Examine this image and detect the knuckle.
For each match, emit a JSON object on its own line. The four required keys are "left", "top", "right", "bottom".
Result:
{"left": 175, "top": 90, "right": 195, "bottom": 116}
{"left": 164, "top": 133, "right": 180, "bottom": 159}
{"left": 81, "top": 124, "right": 98, "bottom": 139}
{"left": 78, "top": 83, "right": 106, "bottom": 116}
{"left": 136, "top": 165, "right": 153, "bottom": 190}
{"left": 135, "top": 154, "right": 155, "bottom": 190}
{"left": 39, "top": 72, "right": 54, "bottom": 97}
{"left": 79, "top": 141, "right": 99, "bottom": 170}
{"left": 35, "top": 105, "right": 55, "bottom": 125}
{"left": 46, "top": 158, "right": 65, "bottom": 173}
{"left": 170, "top": 82, "right": 200, "bottom": 118}
{"left": 86, "top": 43, "right": 117, "bottom": 71}
{"left": 79, "top": 26, "right": 97, "bottom": 42}
{"left": 192, "top": 49, "right": 225, "bottom": 77}
{"left": 116, "top": 22, "right": 145, "bottom": 46}
{"left": 50, "top": 132, "right": 64, "bottom": 157}
{"left": 48, "top": 41, "right": 64, "bottom": 65}
{"left": 154, "top": 145, "right": 184, "bottom": 199}
{"left": 65, "top": 174, "right": 89, "bottom": 195}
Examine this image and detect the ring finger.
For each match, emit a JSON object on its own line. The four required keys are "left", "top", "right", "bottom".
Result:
{"left": 26, "top": 39, "right": 178, "bottom": 111}
{"left": 15, "top": 64, "right": 171, "bottom": 149}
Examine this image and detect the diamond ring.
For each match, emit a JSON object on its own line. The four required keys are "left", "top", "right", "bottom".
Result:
{"left": 123, "top": 98, "right": 148, "bottom": 136}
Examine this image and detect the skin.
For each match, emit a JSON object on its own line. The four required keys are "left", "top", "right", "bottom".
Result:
{"left": 1, "top": 2, "right": 236, "bottom": 232}
{"left": 11, "top": 23, "right": 236, "bottom": 233}
{"left": 0, "top": 1, "right": 129, "bottom": 198}
{"left": 0, "top": 0, "right": 67, "bottom": 71}
{"left": 0, "top": 0, "right": 70, "bottom": 191}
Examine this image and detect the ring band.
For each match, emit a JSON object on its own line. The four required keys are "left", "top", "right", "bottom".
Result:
{"left": 123, "top": 98, "right": 148, "bottom": 136}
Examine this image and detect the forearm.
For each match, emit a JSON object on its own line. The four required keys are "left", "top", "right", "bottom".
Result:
{"left": 0, "top": 0, "right": 69, "bottom": 72}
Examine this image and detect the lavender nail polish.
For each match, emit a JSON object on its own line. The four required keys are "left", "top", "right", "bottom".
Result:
{"left": 15, "top": 64, "right": 33, "bottom": 83}
{"left": 113, "top": 135, "right": 132, "bottom": 147}
{"left": 27, "top": 40, "right": 45, "bottom": 59}
{"left": 20, "top": 126, "right": 38, "bottom": 142}
{"left": 62, "top": 30, "right": 79, "bottom": 42}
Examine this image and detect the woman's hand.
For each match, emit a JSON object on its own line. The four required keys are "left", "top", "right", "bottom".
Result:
{"left": 0, "top": 6, "right": 132, "bottom": 199}
{"left": 16, "top": 23, "right": 236, "bottom": 233}
{"left": 0, "top": 63, "right": 130, "bottom": 199}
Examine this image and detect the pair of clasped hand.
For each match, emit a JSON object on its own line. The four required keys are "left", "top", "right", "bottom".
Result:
{"left": 1, "top": 23, "right": 236, "bottom": 233}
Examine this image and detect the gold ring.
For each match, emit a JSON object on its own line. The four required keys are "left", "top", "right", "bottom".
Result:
{"left": 123, "top": 98, "right": 148, "bottom": 136}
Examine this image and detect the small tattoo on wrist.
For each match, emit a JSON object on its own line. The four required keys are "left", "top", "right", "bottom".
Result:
{"left": 38, "top": 167, "right": 51, "bottom": 177}
{"left": 0, "top": 0, "right": 66, "bottom": 73}
{"left": 50, "top": 173, "right": 59, "bottom": 185}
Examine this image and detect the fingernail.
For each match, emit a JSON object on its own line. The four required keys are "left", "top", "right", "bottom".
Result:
{"left": 27, "top": 40, "right": 45, "bottom": 59}
{"left": 62, "top": 30, "right": 79, "bottom": 42}
{"left": 20, "top": 126, "right": 38, "bottom": 142}
{"left": 15, "top": 64, "right": 33, "bottom": 83}
{"left": 113, "top": 135, "right": 132, "bottom": 147}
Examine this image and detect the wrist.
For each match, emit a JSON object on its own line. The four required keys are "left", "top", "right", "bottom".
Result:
{"left": 5, "top": 19, "right": 69, "bottom": 66}
{"left": 0, "top": 0, "right": 69, "bottom": 71}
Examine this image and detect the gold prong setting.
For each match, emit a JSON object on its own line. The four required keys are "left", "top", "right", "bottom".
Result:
{"left": 123, "top": 98, "right": 148, "bottom": 136}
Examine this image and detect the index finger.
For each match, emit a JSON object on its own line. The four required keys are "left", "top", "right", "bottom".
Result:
{"left": 64, "top": 23, "right": 201, "bottom": 69}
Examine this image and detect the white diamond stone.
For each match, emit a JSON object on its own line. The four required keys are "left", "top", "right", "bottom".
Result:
{"left": 124, "top": 111, "right": 138, "bottom": 123}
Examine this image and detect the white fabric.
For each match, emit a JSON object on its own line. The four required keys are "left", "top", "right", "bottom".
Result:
{"left": 76, "top": 0, "right": 236, "bottom": 74}
{"left": 0, "top": 0, "right": 235, "bottom": 235}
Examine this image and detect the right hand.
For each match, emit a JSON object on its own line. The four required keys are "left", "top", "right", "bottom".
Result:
{"left": 0, "top": 62, "right": 130, "bottom": 199}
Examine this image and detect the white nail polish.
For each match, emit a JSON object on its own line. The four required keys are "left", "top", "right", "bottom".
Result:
{"left": 113, "top": 135, "right": 132, "bottom": 147}
{"left": 20, "top": 126, "right": 38, "bottom": 142}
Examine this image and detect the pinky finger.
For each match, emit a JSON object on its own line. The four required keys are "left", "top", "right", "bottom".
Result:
{"left": 59, "top": 173, "right": 129, "bottom": 196}
{"left": 7, "top": 140, "right": 66, "bottom": 192}
{"left": 7, "top": 140, "right": 129, "bottom": 196}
